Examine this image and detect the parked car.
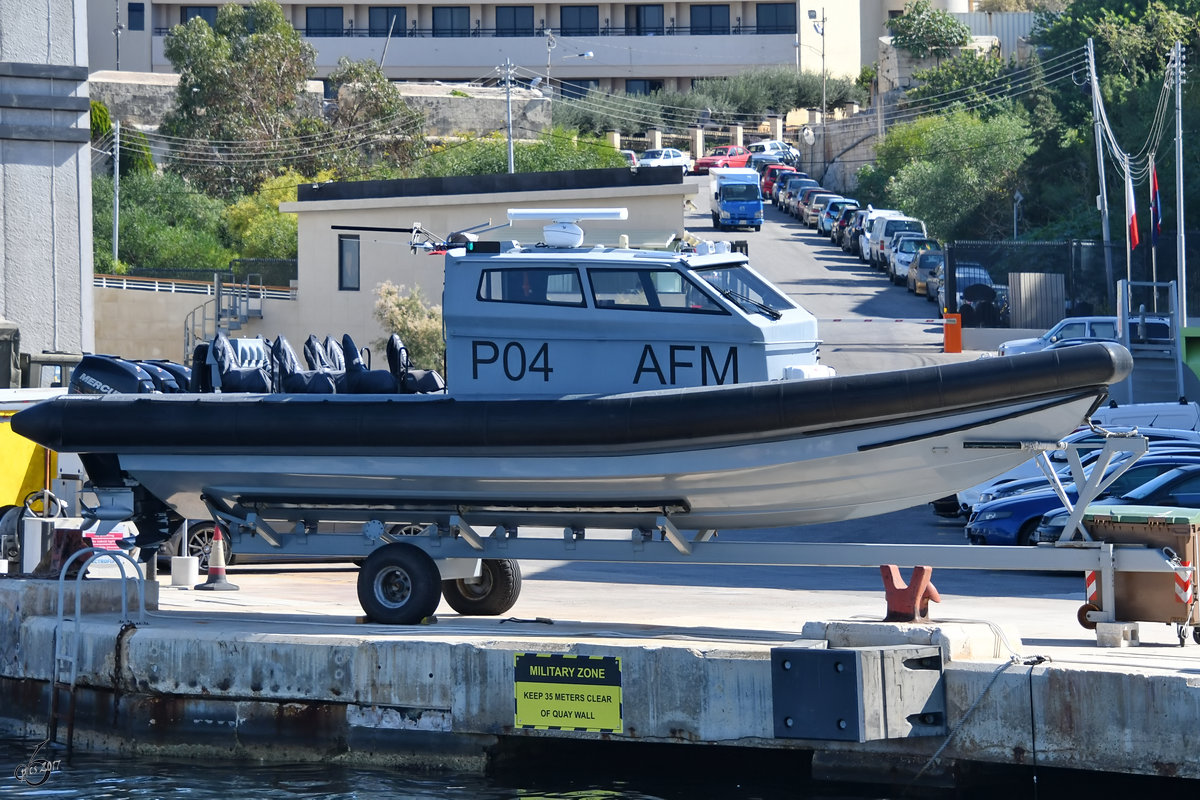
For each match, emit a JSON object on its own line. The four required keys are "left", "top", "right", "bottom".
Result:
{"left": 997, "top": 315, "right": 1173, "bottom": 356}
{"left": 832, "top": 204, "right": 860, "bottom": 246}
{"left": 747, "top": 139, "right": 799, "bottom": 159}
{"left": 773, "top": 172, "right": 812, "bottom": 206}
{"left": 887, "top": 235, "right": 940, "bottom": 286}
{"left": 965, "top": 451, "right": 1200, "bottom": 546}
{"left": 793, "top": 186, "right": 828, "bottom": 220}
{"left": 620, "top": 149, "right": 638, "bottom": 167}
{"left": 907, "top": 250, "right": 944, "bottom": 296}
{"left": 760, "top": 164, "right": 797, "bottom": 201}
{"left": 857, "top": 208, "right": 899, "bottom": 263}
{"left": 845, "top": 209, "right": 870, "bottom": 255}
{"left": 779, "top": 177, "right": 819, "bottom": 211}
{"left": 818, "top": 198, "right": 857, "bottom": 236}
{"left": 935, "top": 262, "right": 1007, "bottom": 325}
{"left": 639, "top": 148, "right": 692, "bottom": 173}
{"left": 803, "top": 192, "right": 842, "bottom": 228}
{"left": 693, "top": 144, "right": 750, "bottom": 174}
{"left": 869, "top": 215, "right": 926, "bottom": 269}
{"left": 1033, "top": 462, "right": 1200, "bottom": 543}
{"left": 942, "top": 425, "right": 1200, "bottom": 518}
{"left": 749, "top": 152, "right": 786, "bottom": 175}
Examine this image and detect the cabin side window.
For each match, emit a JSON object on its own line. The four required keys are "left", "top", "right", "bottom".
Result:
{"left": 587, "top": 269, "right": 726, "bottom": 313}
{"left": 477, "top": 268, "right": 585, "bottom": 306}
{"left": 338, "top": 235, "right": 360, "bottom": 291}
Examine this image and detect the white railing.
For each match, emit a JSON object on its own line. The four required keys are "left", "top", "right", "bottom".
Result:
{"left": 93, "top": 274, "right": 295, "bottom": 300}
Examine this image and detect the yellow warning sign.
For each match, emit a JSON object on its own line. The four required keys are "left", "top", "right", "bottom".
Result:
{"left": 514, "top": 653, "right": 622, "bottom": 732}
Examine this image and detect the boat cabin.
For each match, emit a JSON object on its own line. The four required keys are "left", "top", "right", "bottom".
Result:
{"left": 439, "top": 209, "right": 823, "bottom": 398}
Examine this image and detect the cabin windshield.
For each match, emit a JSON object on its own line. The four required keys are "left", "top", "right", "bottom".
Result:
{"left": 691, "top": 264, "right": 797, "bottom": 320}
{"left": 722, "top": 184, "right": 760, "bottom": 202}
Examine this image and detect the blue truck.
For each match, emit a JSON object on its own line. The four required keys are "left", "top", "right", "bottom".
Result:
{"left": 709, "top": 167, "right": 763, "bottom": 232}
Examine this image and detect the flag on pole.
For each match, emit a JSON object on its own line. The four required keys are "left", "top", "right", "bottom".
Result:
{"left": 1126, "top": 169, "right": 1140, "bottom": 250}
{"left": 1150, "top": 165, "right": 1162, "bottom": 248}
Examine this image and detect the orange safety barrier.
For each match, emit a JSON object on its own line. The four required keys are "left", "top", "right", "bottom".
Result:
{"left": 943, "top": 314, "right": 961, "bottom": 353}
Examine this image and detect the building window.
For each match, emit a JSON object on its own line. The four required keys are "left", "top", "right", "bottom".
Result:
{"left": 755, "top": 3, "right": 795, "bottom": 34}
{"left": 560, "top": 79, "right": 598, "bottom": 99}
{"left": 690, "top": 5, "right": 729, "bottom": 34}
{"left": 128, "top": 2, "right": 145, "bottom": 31}
{"left": 477, "top": 268, "right": 585, "bottom": 306}
{"left": 368, "top": 7, "right": 406, "bottom": 37}
{"left": 338, "top": 236, "right": 360, "bottom": 291}
{"left": 306, "top": 7, "right": 344, "bottom": 37}
{"left": 625, "top": 79, "right": 663, "bottom": 95}
{"left": 495, "top": 6, "right": 535, "bottom": 36}
{"left": 626, "top": 5, "right": 665, "bottom": 35}
{"left": 432, "top": 6, "right": 470, "bottom": 37}
{"left": 560, "top": 5, "right": 599, "bottom": 35}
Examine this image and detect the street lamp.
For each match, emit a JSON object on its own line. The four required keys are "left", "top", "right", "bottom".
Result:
{"left": 808, "top": 8, "right": 826, "bottom": 123}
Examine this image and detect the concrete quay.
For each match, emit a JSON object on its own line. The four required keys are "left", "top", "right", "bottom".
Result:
{"left": 1, "top": 543, "right": 1198, "bottom": 791}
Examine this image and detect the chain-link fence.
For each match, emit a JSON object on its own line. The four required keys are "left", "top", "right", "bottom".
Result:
{"left": 942, "top": 234, "right": 1200, "bottom": 329}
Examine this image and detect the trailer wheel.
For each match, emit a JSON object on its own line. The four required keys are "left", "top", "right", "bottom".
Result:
{"left": 357, "top": 543, "right": 441, "bottom": 624}
{"left": 1077, "top": 602, "right": 1099, "bottom": 630}
{"left": 1193, "top": 627, "right": 1200, "bottom": 645}
{"left": 441, "top": 558, "right": 522, "bottom": 616}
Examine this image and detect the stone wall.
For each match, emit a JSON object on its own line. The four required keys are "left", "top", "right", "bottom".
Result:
{"left": 397, "top": 84, "right": 548, "bottom": 138}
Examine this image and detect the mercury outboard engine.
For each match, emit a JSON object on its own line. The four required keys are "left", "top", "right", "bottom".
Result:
{"left": 68, "top": 354, "right": 157, "bottom": 394}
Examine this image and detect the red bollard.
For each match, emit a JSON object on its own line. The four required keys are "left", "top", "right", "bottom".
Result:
{"left": 879, "top": 564, "right": 941, "bottom": 622}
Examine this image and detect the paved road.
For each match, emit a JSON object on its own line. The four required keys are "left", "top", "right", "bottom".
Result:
{"left": 685, "top": 181, "right": 983, "bottom": 375}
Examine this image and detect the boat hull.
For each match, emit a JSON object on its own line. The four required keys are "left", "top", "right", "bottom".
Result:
{"left": 13, "top": 343, "right": 1132, "bottom": 530}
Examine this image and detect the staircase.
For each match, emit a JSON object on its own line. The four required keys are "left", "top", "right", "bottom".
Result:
{"left": 183, "top": 272, "right": 265, "bottom": 359}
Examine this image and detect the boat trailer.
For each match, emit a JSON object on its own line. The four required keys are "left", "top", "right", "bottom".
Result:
{"left": 64, "top": 433, "right": 1189, "bottom": 639}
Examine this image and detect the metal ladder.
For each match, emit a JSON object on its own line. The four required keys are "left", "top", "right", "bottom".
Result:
{"left": 49, "top": 548, "right": 147, "bottom": 751}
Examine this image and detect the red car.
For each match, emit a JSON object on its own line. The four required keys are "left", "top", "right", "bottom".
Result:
{"left": 760, "top": 164, "right": 797, "bottom": 200}
{"left": 693, "top": 145, "right": 751, "bottom": 174}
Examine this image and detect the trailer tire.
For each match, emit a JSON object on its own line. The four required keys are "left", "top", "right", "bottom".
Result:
{"left": 1077, "top": 602, "right": 1099, "bottom": 630}
{"left": 441, "top": 558, "right": 522, "bottom": 616}
{"left": 358, "top": 543, "right": 441, "bottom": 624}
{"left": 163, "top": 521, "right": 235, "bottom": 572}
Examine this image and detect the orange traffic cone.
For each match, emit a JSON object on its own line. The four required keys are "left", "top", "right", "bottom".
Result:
{"left": 194, "top": 525, "right": 238, "bottom": 591}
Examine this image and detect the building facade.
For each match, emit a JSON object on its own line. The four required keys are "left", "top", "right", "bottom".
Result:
{"left": 1, "top": 0, "right": 94, "bottom": 359}
{"left": 87, "top": 1, "right": 972, "bottom": 94}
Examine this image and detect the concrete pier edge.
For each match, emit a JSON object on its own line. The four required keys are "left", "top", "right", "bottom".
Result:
{"left": 1, "top": 577, "right": 1198, "bottom": 784}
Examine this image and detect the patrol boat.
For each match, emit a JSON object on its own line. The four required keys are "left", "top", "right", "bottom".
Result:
{"left": 14, "top": 211, "right": 1132, "bottom": 539}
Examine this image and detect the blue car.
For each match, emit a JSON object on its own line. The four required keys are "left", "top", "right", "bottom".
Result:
{"left": 965, "top": 454, "right": 1200, "bottom": 546}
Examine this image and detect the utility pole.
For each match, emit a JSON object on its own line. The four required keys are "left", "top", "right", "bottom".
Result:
{"left": 112, "top": 120, "right": 120, "bottom": 264}
{"left": 504, "top": 60, "right": 515, "bottom": 174}
{"left": 1174, "top": 41, "right": 1188, "bottom": 326}
{"left": 1087, "top": 39, "right": 1114, "bottom": 311}
{"left": 113, "top": 1, "right": 123, "bottom": 70}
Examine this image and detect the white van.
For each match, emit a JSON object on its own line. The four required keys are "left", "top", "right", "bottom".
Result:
{"left": 869, "top": 215, "right": 926, "bottom": 269}
{"left": 856, "top": 208, "right": 898, "bottom": 264}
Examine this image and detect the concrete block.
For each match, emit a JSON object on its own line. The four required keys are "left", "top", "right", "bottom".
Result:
{"left": 1094, "top": 621, "right": 1140, "bottom": 647}
{"left": 801, "top": 620, "right": 1023, "bottom": 662}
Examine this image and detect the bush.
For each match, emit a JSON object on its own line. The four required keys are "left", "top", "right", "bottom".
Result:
{"left": 373, "top": 282, "right": 445, "bottom": 371}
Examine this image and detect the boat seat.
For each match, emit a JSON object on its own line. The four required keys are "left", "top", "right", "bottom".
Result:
{"left": 208, "top": 332, "right": 273, "bottom": 393}
{"left": 188, "top": 343, "right": 213, "bottom": 392}
{"left": 271, "top": 336, "right": 336, "bottom": 393}
{"left": 324, "top": 335, "right": 346, "bottom": 370}
{"left": 303, "top": 334, "right": 348, "bottom": 391}
{"left": 341, "top": 333, "right": 398, "bottom": 393}
{"left": 386, "top": 333, "right": 446, "bottom": 394}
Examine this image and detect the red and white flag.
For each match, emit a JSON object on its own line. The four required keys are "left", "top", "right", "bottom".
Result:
{"left": 1126, "top": 170, "right": 1140, "bottom": 250}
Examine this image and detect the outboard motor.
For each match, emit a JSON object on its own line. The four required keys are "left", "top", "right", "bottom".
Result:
{"left": 68, "top": 355, "right": 157, "bottom": 394}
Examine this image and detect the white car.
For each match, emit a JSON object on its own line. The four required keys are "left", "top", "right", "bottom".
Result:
{"left": 747, "top": 139, "right": 799, "bottom": 159}
{"left": 638, "top": 148, "right": 692, "bottom": 173}
{"left": 997, "top": 315, "right": 1172, "bottom": 356}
